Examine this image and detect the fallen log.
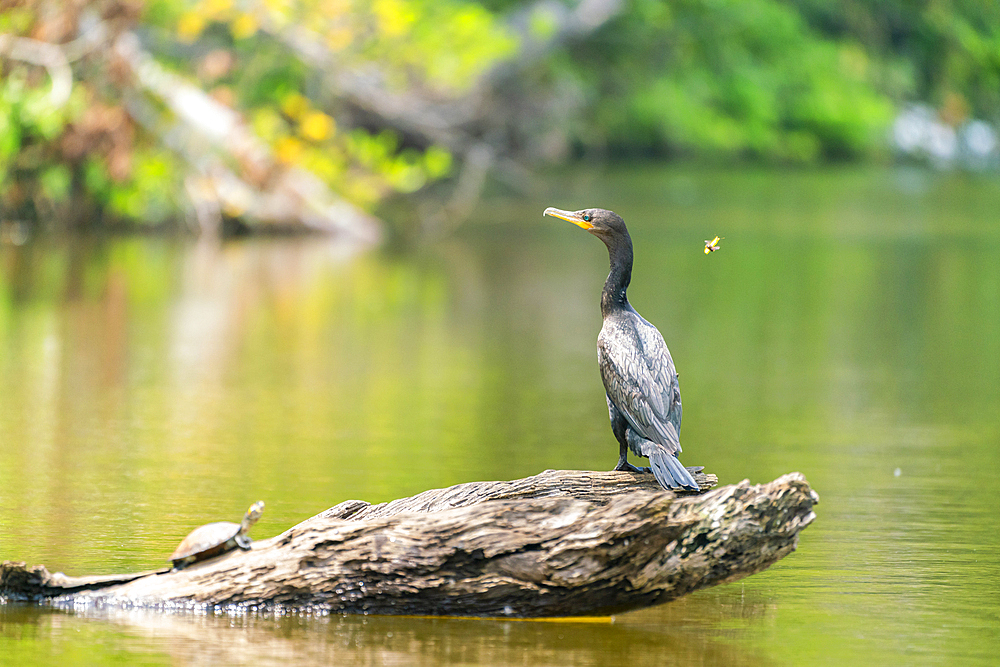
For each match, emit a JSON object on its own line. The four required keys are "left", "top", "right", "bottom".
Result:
{"left": 1, "top": 470, "right": 817, "bottom": 617}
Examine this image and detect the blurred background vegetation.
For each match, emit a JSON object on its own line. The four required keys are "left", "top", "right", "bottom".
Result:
{"left": 1, "top": 0, "right": 999, "bottom": 239}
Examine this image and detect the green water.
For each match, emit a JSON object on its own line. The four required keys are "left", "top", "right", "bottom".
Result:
{"left": 2, "top": 167, "right": 999, "bottom": 664}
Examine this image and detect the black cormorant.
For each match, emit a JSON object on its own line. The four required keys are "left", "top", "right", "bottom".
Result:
{"left": 544, "top": 206, "right": 699, "bottom": 491}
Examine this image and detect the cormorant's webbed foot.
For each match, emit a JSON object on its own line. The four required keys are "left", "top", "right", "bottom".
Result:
{"left": 613, "top": 459, "right": 652, "bottom": 474}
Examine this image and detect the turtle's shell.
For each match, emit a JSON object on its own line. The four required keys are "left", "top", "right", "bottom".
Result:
{"left": 169, "top": 501, "right": 263, "bottom": 568}
{"left": 169, "top": 521, "right": 250, "bottom": 567}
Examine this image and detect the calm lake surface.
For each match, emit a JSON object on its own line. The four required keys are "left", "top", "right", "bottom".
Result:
{"left": 2, "top": 167, "right": 999, "bottom": 665}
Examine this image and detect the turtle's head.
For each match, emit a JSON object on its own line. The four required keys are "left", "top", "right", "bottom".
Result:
{"left": 243, "top": 500, "right": 265, "bottom": 529}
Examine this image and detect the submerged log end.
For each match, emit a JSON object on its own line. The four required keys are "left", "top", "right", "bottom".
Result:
{"left": 0, "top": 562, "right": 163, "bottom": 601}
{"left": 1, "top": 562, "right": 52, "bottom": 601}
{"left": 651, "top": 472, "right": 819, "bottom": 602}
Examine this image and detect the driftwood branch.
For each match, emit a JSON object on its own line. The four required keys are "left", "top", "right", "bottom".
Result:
{"left": 0, "top": 34, "right": 74, "bottom": 106}
{"left": 1, "top": 470, "right": 817, "bottom": 617}
{"left": 113, "top": 32, "right": 381, "bottom": 242}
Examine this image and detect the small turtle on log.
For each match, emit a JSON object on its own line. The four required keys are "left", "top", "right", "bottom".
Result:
{"left": 169, "top": 501, "right": 264, "bottom": 569}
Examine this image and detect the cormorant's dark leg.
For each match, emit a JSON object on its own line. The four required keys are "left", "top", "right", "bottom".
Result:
{"left": 607, "top": 397, "right": 650, "bottom": 473}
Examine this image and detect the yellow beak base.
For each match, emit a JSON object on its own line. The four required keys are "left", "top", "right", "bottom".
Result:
{"left": 544, "top": 207, "right": 594, "bottom": 230}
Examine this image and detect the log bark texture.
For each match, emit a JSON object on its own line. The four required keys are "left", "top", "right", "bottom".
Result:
{"left": 1, "top": 470, "right": 817, "bottom": 617}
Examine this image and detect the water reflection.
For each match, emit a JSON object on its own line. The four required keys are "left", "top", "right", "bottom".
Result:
{"left": 2, "top": 167, "right": 1000, "bottom": 665}
{"left": 2, "top": 596, "right": 777, "bottom": 667}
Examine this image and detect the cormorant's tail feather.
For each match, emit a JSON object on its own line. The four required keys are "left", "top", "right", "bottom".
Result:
{"left": 642, "top": 442, "right": 699, "bottom": 491}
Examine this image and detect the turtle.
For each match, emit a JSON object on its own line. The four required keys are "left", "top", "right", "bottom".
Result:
{"left": 169, "top": 500, "right": 265, "bottom": 569}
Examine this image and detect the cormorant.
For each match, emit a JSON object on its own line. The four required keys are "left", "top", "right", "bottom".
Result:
{"left": 544, "top": 207, "right": 699, "bottom": 491}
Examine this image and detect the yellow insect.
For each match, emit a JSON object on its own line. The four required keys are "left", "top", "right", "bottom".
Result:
{"left": 704, "top": 236, "right": 723, "bottom": 254}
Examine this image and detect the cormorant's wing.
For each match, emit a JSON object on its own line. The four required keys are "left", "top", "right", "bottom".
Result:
{"left": 634, "top": 315, "right": 682, "bottom": 434}
{"left": 598, "top": 313, "right": 683, "bottom": 454}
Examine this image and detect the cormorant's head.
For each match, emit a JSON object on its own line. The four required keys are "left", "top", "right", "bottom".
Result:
{"left": 543, "top": 207, "right": 629, "bottom": 246}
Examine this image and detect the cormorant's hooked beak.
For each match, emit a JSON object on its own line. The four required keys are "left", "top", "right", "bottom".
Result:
{"left": 544, "top": 207, "right": 594, "bottom": 230}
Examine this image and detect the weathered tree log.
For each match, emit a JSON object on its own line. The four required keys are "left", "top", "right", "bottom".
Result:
{"left": 1, "top": 470, "right": 817, "bottom": 617}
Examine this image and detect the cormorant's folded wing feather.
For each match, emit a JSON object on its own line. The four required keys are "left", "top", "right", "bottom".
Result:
{"left": 598, "top": 316, "right": 683, "bottom": 455}
{"left": 634, "top": 318, "right": 682, "bottom": 434}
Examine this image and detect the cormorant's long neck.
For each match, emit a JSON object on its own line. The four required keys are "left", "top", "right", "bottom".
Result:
{"left": 601, "top": 232, "right": 633, "bottom": 317}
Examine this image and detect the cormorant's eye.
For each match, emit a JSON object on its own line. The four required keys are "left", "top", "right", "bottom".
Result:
{"left": 582, "top": 214, "right": 591, "bottom": 222}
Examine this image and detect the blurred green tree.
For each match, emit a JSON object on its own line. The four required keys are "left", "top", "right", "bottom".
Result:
{"left": 2, "top": 0, "right": 999, "bottom": 235}
{"left": 485, "top": 0, "right": 999, "bottom": 163}
{"left": 0, "top": 0, "right": 515, "bottom": 235}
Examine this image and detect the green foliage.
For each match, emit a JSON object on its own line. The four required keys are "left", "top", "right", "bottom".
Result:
{"left": 38, "top": 165, "right": 71, "bottom": 201}
{"left": 1, "top": 0, "right": 505, "bottom": 229}
{"left": 4, "top": 0, "right": 1000, "bottom": 230}
{"left": 0, "top": 72, "right": 82, "bottom": 216}
{"left": 562, "top": 0, "right": 894, "bottom": 161}
{"left": 228, "top": 0, "right": 520, "bottom": 94}
{"left": 0, "top": 67, "right": 185, "bottom": 224}
{"left": 0, "top": 7, "right": 35, "bottom": 34}
{"left": 105, "top": 150, "right": 182, "bottom": 224}
{"left": 791, "top": 0, "right": 1000, "bottom": 123}
{"left": 148, "top": 0, "right": 503, "bottom": 214}
{"left": 347, "top": 130, "right": 453, "bottom": 195}
{"left": 544, "top": 0, "right": 1000, "bottom": 162}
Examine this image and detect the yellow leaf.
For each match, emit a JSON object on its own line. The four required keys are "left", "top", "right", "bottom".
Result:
{"left": 223, "top": 200, "right": 246, "bottom": 217}
{"left": 281, "top": 93, "right": 309, "bottom": 120}
{"left": 300, "top": 111, "right": 335, "bottom": 142}
{"left": 320, "top": 0, "right": 351, "bottom": 16}
{"left": 252, "top": 108, "right": 286, "bottom": 140}
{"left": 373, "top": 0, "right": 414, "bottom": 37}
{"left": 202, "top": 0, "right": 233, "bottom": 18}
{"left": 275, "top": 136, "right": 305, "bottom": 164}
{"left": 177, "top": 12, "right": 207, "bottom": 42}
{"left": 326, "top": 26, "right": 353, "bottom": 52}
{"left": 263, "top": 0, "right": 290, "bottom": 13}
{"left": 231, "top": 13, "right": 258, "bottom": 40}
